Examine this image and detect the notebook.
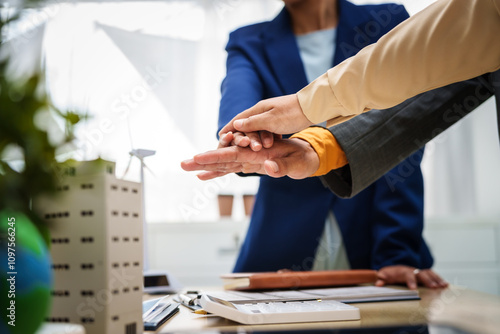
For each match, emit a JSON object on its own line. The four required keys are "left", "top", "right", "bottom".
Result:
{"left": 221, "top": 269, "right": 378, "bottom": 290}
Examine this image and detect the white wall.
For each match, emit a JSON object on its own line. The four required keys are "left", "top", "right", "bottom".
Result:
{"left": 40, "top": 0, "right": 283, "bottom": 223}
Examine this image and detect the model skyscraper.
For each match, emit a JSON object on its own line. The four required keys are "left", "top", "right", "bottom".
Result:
{"left": 34, "top": 159, "right": 143, "bottom": 334}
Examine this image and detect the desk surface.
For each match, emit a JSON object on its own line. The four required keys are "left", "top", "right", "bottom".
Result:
{"left": 145, "top": 285, "right": 500, "bottom": 334}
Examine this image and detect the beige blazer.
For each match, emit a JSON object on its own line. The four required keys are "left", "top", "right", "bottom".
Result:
{"left": 297, "top": 0, "right": 500, "bottom": 127}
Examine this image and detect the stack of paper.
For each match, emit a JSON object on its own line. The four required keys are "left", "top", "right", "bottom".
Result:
{"left": 203, "top": 286, "right": 419, "bottom": 304}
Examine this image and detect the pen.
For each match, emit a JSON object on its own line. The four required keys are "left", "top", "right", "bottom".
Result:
{"left": 144, "top": 301, "right": 171, "bottom": 323}
{"left": 178, "top": 293, "right": 194, "bottom": 305}
{"left": 179, "top": 292, "right": 201, "bottom": 305}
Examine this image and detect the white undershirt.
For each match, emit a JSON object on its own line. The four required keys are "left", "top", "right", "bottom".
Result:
{"left": 295, "top": 28, "right": 336, "bottom": 83}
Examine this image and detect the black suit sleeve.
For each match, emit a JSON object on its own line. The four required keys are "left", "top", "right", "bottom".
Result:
{"left": 321, "top": 75, "right": 495, "bottom": 198}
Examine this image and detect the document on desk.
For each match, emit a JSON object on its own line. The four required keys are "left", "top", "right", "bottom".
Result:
{"left": 142, "top": 297, "right": 180, "bottom": 331}
{"left": 203, "top": 286, "right": 419, "bottom": 304}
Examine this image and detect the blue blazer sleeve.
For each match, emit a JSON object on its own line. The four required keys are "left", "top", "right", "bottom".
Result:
{"left": 218, "top": 30, "right": 265, "bottom": 134}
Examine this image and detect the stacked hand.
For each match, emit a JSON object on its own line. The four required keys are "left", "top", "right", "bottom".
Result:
{"left": 181, "top": 94, "right": 319, "bottom": 179}
{"left": 181, "top": 131, "right": 319, "bottom": 180}
{"left": 218, "top": 94, "right": 313, "bottom": 137}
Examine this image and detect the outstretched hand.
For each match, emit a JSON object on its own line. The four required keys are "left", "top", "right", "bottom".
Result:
{"left": 181, "top": 136, "right": 319, "bottom": 180}
{"left": 218, "top": 94, "right": 314, "bottom": 139}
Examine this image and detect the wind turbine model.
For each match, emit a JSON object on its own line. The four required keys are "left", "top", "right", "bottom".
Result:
{"left": 127, "top": 148, "right": 156, "bottom": 272}
{"left": 126, "top": 148, "right": 183, "bottom": 293}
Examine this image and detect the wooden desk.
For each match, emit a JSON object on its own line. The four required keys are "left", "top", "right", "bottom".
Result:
{"left": 146, "top": 286, "right": 500, "bottom": 334}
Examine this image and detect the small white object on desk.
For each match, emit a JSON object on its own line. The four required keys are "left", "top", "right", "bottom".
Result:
{"left": 199, "top": 293, "right": 360, "bottom": 325}
{"left": 36, "top": 323, "right": 85, "bottom": 334}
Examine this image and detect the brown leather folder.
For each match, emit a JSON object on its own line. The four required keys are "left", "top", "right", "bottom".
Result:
{"left": 221, "top": 269, "right": 378, "bottom": 291}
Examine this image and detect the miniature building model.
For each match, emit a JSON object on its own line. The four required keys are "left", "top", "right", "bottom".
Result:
{"left": 34, "top": 159, "right": 143, "bottom": 334}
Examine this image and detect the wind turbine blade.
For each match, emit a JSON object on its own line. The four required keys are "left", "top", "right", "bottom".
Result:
{"left": 142, "top": 162, "right": 156, "bottom": 178}
{"left": 122, "top": 154, "right": 133, "bottom": 179}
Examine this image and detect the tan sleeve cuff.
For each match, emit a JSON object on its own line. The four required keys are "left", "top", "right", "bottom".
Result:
{"left": 291, "top": 127, "right": 348, "bottom": 177}
{"left": 297, "top": 73, "right": 345, "bottom": 125}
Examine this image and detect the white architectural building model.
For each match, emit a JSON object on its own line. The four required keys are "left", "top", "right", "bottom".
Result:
{"left": 34, "top": 159, "right": 143, "bottom": 334}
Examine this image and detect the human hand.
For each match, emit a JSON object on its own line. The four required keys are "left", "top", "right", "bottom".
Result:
{"left": 218, "top": 131, "right": 280, "bottom": 151}
{"left": 181, "top": 137, "right": 319, "bottom": 180}
{"left": 375, "top": 265, "right": 448, "bottom": 290}
{"left": 218, "top": 94, "right": 314, "bottom": 139}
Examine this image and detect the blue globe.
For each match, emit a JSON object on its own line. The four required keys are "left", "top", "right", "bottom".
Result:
{"left": 0, "top": 211, "right": 52, "bottom": 334}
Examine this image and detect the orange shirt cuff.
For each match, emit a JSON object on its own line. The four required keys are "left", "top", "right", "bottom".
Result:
{"left": 291, "top": 127, "right": 348, "bottom": 176}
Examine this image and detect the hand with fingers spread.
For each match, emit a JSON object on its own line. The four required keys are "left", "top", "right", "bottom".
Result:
{"left": 218, "top": 94, "right": 313, "bottom": 140}
{"left": 181, "top": 137, "right": 319, "bottom": 180}
{"left": 375, "top": 265, "right": 448, "bottom": 290}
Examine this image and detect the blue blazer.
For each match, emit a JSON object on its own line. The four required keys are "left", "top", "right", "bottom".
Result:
{"left": 219, "top": 0, "right": 434, "bottom": 272}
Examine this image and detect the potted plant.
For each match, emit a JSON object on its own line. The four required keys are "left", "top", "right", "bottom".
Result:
{"left": 0, "top": 1, "right": 81, "bottom": 333}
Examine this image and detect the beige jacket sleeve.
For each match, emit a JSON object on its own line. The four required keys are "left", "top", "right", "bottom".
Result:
{"left": 297, "top": 0, "right": 500, "bottom": 127}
